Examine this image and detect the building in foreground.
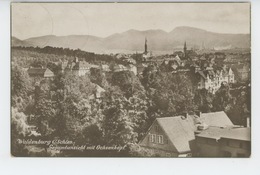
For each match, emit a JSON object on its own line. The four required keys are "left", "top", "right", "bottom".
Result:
{"left": 138, "top": 111, "right": 235, "bottom": 157}
{"left": 195, "top": 126, "right": 250, "bottom": 157}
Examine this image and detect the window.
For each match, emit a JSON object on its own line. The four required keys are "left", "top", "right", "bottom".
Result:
{"left": 150, "top": 134, "right": 156, "bottom": 143}
{"left": 157, "top": 135, "right": 164, "bottom": 144}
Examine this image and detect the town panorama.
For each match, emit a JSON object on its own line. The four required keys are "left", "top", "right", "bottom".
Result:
{"left": 11, "top": 3, "right": 251, "bottom": 157}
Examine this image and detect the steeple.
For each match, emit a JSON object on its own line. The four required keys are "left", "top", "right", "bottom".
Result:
{"left": 144, "top": 37, "right": 148, "bottom": 54}
{"left": 184, "top": 41, "right": 187, "bottom": 58}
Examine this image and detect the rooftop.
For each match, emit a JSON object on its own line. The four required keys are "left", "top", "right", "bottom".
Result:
{"left": 27, "top": 67, "right": 54, "bottom": 76}
{"left": 156, "top": 116, "right": 196, "bottom": 153}
{"left": 196, "top": 126, "right": 250, "bottom": 141}
{"left": 153, "top": 111, "right": 234, "bottom": 153}
{"left": 199, "top": 111, "right": 234, "bottom": 127}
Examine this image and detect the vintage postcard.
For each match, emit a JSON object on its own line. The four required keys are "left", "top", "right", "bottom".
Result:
{"left": 11, "top": 2, "right": 251, "bottom": 157}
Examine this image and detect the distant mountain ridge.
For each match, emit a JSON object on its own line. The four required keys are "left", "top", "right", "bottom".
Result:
{"left": 12, "top": 26, "right": 250, "bottom": 54}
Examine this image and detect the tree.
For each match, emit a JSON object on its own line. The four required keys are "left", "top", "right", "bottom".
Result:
{"left": 143, "top": 69, "right": 196, "bottom": 119}
{"left": 47, "top": 62, "right": 60, "bottom": 75}
{"left": 228, "top": 86, "right": 250, "bottom": 126}
{"left": 89, "top": 68, "right": 109, "bottom": 89}
{"left": 11, "top": 63, "right": 33, "bottom": 110}
{"left": 194, "top": 89, "right": 213, "bottom": 113}
{"left": 213, "top": 82, "right": 233, "bottom": 112}
{"left": 11, "top": 107, "right": 31, "bottom": 156}
{"left": 101, "top": 87, "right": 138, "bottom": 146}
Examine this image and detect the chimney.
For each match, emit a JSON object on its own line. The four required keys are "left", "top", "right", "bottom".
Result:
{"left": 246, "top": 116, "right": 250, "bottom": 128}
{"left": 199, "top": 112, "right": 202, "bottom": 118}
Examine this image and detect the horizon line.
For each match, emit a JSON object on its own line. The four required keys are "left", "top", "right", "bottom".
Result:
{"left": 12, "top": 26, "right": 250, "bottom": 41}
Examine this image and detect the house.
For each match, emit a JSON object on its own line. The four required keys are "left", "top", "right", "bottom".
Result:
{"left": 126, "top": 64, "right": 137, "bottom": 75}
{"left": 65, "top": 57, "right": 91, "bottom": 76}
{"left": 139, "top": 111, "right": 234, "bottom": 157}
{"left": 113, "top": 64, "right": 128, "bottom": 72}
{"left": 89, "top": 84, "right": 106, "bottom": 100}
{"left": 139, "top": 115, "right": 197, "bottom": 157}
{"left": 100, "top": 64, "right": 111, "bottom": 72}
{"left": 71, "top": 61, "right": 91, "bottom": 76}
{"left": 195, "top": 126, "right": 250, "bottom": 157}
{"left": 197, "top": 67, "right": 235, "bottom": 94}
{"left": 27, "top": 67, "right": 55, "bottom": 78}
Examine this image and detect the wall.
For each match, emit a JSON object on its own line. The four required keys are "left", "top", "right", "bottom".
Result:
{"left": 139, "top": 120, "right": 179, "bottom": 157}
{"left": 196, "top": 137, "right": 220, "bottom": 157}
{"left": 196, "top": 136, "right": 251, "bottom": 157}
{"left": 219, "top": 138, "right": 251, "bottom": 157}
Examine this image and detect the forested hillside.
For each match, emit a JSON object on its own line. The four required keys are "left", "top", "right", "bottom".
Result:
{"left": 11, "top": 47, "right": 250, "bottom": 156}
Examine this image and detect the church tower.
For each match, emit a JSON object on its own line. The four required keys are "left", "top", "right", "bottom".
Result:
{"left": 184, "top": 41, "right": 187, "bottom": 58}
{"left": 144, "top": 37, "right": 148, "bottom": 54}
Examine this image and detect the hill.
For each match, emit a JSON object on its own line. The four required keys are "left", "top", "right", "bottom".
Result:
{"left": 12, "top": 26, "right": 250, "bottom": 54}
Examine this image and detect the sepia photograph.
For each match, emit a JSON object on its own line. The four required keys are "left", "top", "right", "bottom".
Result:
{"left": 11, "top": 2, "right": 251, "bottom": 157}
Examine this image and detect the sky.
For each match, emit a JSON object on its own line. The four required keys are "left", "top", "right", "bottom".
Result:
{"left": 12, "top": 3, "right": 250, "bottom": 40}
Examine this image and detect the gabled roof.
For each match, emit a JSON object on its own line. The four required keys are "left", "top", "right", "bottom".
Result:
{"left": 140, "top": 111, "right": 234, "bottom": 154}
{"left": 197, "top": 71, "right": 206, "bottom": 79}
{"left": 28, "top": 67, "right": 54, "bottom": 77}
{"left": 156, "top": 116, "right": 196, "bottom": 153}
{"left": 199, "top": 111, "right": 234, "bottom": 127}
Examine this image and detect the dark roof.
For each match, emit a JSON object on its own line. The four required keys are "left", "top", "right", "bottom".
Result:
{"left": 27, "top": 68, "right": 54, "bottom": 77}
{"left": 196, "top": 126, "right": 250, "bottom": 141}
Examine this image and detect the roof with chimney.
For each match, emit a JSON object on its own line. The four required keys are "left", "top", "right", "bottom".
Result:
{"left": 196, "top": 126, "right": 250, "bottom": 141}
{"left": 140, "top": 111, "right": 234, "bottom": 154}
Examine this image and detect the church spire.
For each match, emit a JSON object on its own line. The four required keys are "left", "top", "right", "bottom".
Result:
{"left": 144, "top": 37, "right": 148, "bottom": 54}
{"left": 184, "top": 41, "right": 187, "bottom": 58}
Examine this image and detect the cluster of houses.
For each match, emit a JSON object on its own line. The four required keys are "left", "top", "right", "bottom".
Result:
{"left": 196, "top": 66, "right": 235, "bottom": 94}
{"left": 26, "top": 38, "right": 250, "bottom": 98}
{"left": 24, "top": 38, "right": 251, "bottom": 158}
{"left": 139, "top": 111, "right": 250, "bottom": 157}
{"left": 27, "top": 56, "right": 138, "bottom": 79}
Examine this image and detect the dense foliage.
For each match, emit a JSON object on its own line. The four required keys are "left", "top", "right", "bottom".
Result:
{"left": 11, "top": 47, "right": 250, "bottom": 157}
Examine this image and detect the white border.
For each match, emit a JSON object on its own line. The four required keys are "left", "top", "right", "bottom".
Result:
{"left": 1, "top": 1, "right": 259, "bottom": 175}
